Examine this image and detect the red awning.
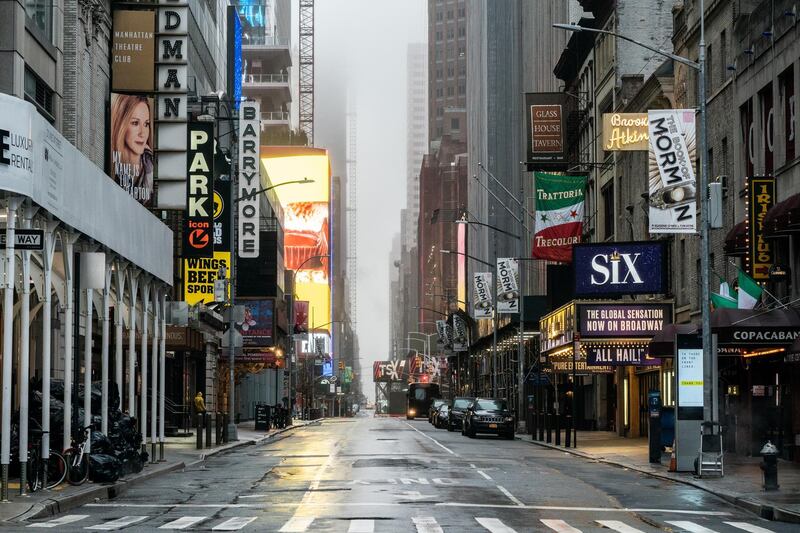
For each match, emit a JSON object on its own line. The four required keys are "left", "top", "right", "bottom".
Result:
{"left": 723, "top": 220, "right": 747, "bottom": 256}
{"left": 764, "top": 193, "right": 800, "bottom": 236}
{"left": 647, "top": 323, "right": 698, "bottom": 357}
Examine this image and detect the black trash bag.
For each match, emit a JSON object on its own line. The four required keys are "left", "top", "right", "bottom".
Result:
{"left": 90, "top": 431, "right": 114, "bottom": 455}
{"left": 115, "top": 448, "right": 143, "bottom": 475}
{"left": 108, "top": 381, "right": 121, "bottom": 413}
{"left": 88, "top": 454, "right": 121, "bottom": 483}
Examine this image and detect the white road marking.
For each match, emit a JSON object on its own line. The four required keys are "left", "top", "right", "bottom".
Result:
{"left": 28, "top": 515, "right": 89, "bottom": 528}
{"left": 496, "top": 485, "right": 524, "bottom": 506}
{"left": 477, "top": 470, "right": 492, "bottom": 480}
{"left": 470, "top": 463, "right": 477, "bottom": 468}
{"left": 158, "top": 516, "right": 208, "bottom": 530}
{"left": 665, "top": 521, "right": 719, "bottom": 533}
{"left": 348, "top": 519, "right": 375, "bottom": 533}
{"left": 476, "top": 517, "right": 518, "bottom": 532}
{"left": 596, "top": 520, "right": 646, "bottom": 533}
{"left": 279, "top": 517, "right": 315, "bottom": 532}
{"left": 724, "top": 523, "right": 775, "bottom": 533}
{"left": 412, "top": 516, "right": 444, "bottom": 533}
{"left": 404, "top": 422, "right": 457, "bottom": 456}
{"left": 540, "top": 519, "right": 582, "bottom": 533}
{"left": 82, "top": 502, "right": 731, "bottom": 515}
{"left": 85, "top": 516, "right": 148, "bottom": 530}
{"left": 212, "top": 517, "right": 257, "bottom": 531}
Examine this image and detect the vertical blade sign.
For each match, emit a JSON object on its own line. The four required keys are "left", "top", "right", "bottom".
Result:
{"left": 184, "top": 122, "right": 214, "bottom": 258}
{"left": 238, "top": 100, "right": 261, "bottom": 258}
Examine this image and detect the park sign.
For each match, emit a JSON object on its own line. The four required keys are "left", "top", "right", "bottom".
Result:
{"left": 573, "top": 241, "right": 668, "bottom": 297}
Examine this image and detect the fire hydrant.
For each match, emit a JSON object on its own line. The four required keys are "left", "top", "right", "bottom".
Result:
{"left": 760, "top": 441, "right": 779, "bottom": 491}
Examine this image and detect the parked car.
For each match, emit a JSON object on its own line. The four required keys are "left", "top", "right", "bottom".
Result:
{"left": 447, "top": 397, "right": 475, "bottom": 432}
{"left": 434, "top": 404, "right": 450, "bottom": 429}
{"left": 428, "top": 399, "right": 447, "bottom": 424}
{"left": 462, "top": 398, "right": 514, "bottom": 439}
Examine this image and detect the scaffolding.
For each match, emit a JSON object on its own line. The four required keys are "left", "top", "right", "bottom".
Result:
{"left": 298, "top": 0, "right": 314, "bottom": 145}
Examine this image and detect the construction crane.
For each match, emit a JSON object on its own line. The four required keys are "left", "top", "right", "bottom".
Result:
{"left": 298, "top": 0, "right": 314, "bottom": 145}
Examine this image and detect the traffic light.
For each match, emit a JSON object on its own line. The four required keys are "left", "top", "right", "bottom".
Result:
{"left": 338, "top": 360, "right": 345, "bottom": 370}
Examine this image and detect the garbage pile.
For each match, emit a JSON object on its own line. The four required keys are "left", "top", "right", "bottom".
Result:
{"left": 26, "top": 378, "right": 146, "bottom": 482}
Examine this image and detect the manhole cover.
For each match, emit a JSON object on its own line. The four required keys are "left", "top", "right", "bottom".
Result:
{"left": 353, "top": 458, "right": 427, "bottom": 469}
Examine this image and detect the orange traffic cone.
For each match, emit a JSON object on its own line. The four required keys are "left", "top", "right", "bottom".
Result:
{"left": 668, "top": 441, "right": 677, "bottom": 472}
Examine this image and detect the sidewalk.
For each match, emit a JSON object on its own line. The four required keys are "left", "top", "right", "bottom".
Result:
{"left": 0, "top": 419, "right": 316, "bottom": 524}
{"left": 522, "top": 430, "right": 800, "bottom": 523}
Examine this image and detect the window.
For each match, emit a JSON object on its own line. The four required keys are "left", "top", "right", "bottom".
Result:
{"left": 436, "top": 68, "right": 443, "bottom": 80}
{"left": 26, "top": 0, "right": 53, "bottom": 42}
{"left": 780, "top": 66, "right": 795, "bottom": 162}
{"left": 458, "top": 7, "right": 466, "bottom": 18}
{"left": 602, "top": 183, "right": 614, "bottom": 240}
{"left": 458, "top": 84, "right": 465, "bottom": 95}
{"left": 436, "top": 11, "right": 443, "bottom": 22}
{"left": 458, "top": 27, "right": 466, "bottom": 38}
{"left": 447, "top": 10, "right": 453, "bottom": 19}
{"left": 447, "top": 28, "right": 454, "bottom": 40}
{"left": 707, "top": 148, "right": 714, "bottom": 179}
{"left": 437, "top": 106, "right": 443, "bottom": 117}
{"left": 720, "top": 30, "right": 728, "bottom": 81}
{"left": 740, "top": 100, "right": 754, "bottom": 177}
{"left": 436, "top": 88, "right": 443, "bottom": 98}
{"left": 450, "top": 118, "right": 459, "bottom": 130}
{"left": 447, "top": 66, "right": 454, "bottom": 78}
{"left": 436, "top": 31, "right": 442, "bottom": 41}
{"left": 24, "top": 67, "right": 54, "bottom": 121}
{"left": 759, "top": 83, "right": 774, "bottom": 174}
{"left": 706, "top": 44, "right": 713, "bottom": 91}
{"left": 447, "top": 86, "right": 454, "bottom": 96}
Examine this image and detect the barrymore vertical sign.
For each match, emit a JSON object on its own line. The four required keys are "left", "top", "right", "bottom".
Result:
{"left": 238, "top": 100, "right": 261, "bottom": 258}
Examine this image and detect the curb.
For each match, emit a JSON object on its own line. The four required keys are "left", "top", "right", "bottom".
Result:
{"left": 16, "top": 422, "right": 319, "bottom": 523}
{"left": 521, "top": 437, "right": 800, "bottom": 524}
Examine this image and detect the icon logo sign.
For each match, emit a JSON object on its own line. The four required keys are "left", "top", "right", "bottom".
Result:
{"left": 184, "top": 123, "right": 214, "bottom": 258}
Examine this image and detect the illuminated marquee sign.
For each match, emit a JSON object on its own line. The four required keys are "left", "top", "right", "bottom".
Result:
{"left": 602, "top": 113, "right": 649, "bottom": 151}
{"left": 577, "top": 303, "right": 672, "bottom": 337}
{"left": 746, "top": 176, "right": 776, "bottom": 280}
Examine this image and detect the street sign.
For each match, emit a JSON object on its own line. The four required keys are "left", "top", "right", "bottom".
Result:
{"left": 529, "top": 373, "right": 551, "bottom": 386}
{"left": 0, "top": 229, "right": 44, "bottom": 250}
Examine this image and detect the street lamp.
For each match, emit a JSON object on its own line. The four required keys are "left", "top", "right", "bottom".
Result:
{"left": 440, "top": 249, "right": 493, "bottom": 268}
{"left": 554, "top": 11, "right": 713, "bottom": 424}
{"left": 226, "top": 178, "right": 314, "bottom": 441}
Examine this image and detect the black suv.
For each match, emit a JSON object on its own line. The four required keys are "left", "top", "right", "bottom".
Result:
{"left": 462, "top": 398, "right": 514, "bottom": 439}
{"left": 447, "top": 397, "right": 475, "bottom": 432}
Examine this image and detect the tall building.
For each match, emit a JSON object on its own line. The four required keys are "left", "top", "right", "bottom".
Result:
{"left": 406, "top": 42, "right": 429, "bottom": 245}
{"left": 428, "top": 0, "right": 467, "bottom": 150}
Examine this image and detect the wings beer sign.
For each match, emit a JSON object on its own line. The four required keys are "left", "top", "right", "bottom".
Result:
{"left": 573, "top": 241, "right": 668, "bottom": 297}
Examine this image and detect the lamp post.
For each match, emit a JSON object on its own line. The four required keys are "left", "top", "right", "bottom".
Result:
{"left": 554, "top": 6, "right": 713, "bottom": 423}
{"left": 288, "top": 254, "right": 330, "bottom": 424}
{"left": 306, "top": 319, "right": 342, "bottom": 417}
{"left": 227, "top": 178, "right": 314, "bottom": 440}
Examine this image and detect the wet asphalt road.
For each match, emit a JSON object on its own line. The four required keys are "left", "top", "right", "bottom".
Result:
{"left": 13, "top": 412, "right": 792, "bottom": 532}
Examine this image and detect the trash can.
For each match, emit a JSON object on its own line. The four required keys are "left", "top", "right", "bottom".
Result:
{"left": 760, "top": 441, "right": 780, "bottom": 491}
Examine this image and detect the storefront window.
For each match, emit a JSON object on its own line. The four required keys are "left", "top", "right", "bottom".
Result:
{"left": 25, "top": 0, "right": 53, "bottom": 42}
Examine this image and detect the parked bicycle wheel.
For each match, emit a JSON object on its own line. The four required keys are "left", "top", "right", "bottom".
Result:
{"left": 44, "top": 452, "right": 67, "bottom": 489}
{"left": 66, "top": 452, "right": 89, "bottom": 486}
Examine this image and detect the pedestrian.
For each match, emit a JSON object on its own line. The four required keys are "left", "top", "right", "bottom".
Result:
{"left": 194, "top": 391, "right": 206, "bottom": 415}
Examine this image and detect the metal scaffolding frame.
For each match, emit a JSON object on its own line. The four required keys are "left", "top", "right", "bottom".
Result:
{"left": 298, "top": 0, "right": 314, "bottom": 145}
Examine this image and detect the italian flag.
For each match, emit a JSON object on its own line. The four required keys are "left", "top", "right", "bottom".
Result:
{"left": 532, "top": 172, "right": 587, "bottom": 263}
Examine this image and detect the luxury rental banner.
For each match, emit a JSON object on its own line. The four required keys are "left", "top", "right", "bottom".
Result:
{"left": 648, "top": 109, "right": 697, "bottom": 234}
{"left": 496, "top": 257, "right": 519, "bottom": 313}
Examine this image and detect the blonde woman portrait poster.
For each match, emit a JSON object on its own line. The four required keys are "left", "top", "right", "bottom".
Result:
{"left": 110, "top": 93, "right": 154, "bottom": 206}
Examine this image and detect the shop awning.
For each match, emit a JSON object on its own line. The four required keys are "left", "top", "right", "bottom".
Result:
{"left": 723, "top": 220, "right": 747, "bottom": 256}
{"left": 764, "top": 193, "right": 800, "bottom": 236}
{"left": 711, "top": 307, "right": 800, "bottom": 346}
{"left": 647, "top": 323, "right": 698, "bottom": 357}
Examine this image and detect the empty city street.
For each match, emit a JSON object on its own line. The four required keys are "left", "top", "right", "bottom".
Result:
{"left": 16, "top": 413, "right": 788, "bottom": 532}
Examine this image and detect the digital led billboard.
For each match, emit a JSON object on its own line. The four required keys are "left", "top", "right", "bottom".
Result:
{"left": 261, "top": 147, "right": 332, "bottom": 332}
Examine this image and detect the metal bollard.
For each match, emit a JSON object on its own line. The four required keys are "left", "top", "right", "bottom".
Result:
{"left": 205, "top": 413, "right": 212, "bottom": 449}
{"left": 222, "top": 414, "right": 229, "bottom": 443}
{"left": 159, "top": 439, "right": 165, "bottom": 462}
{"left": 215, "top": 413, "right": 222, "bottom": 445}
{"left": 555, "top": 413, "right": 561, "bottom": 446}
{"left": 538, "top": 410, "right": 545, "bottom": 441}
{"left": 1, "top": 463, "right": 8, "bottom": 502}
{"left": 546, "top": 412, "right": 552, "bottom": 443}
{"left": 19, "top": 461, "right": 27, "bottom": 496}
{"left": 196, "top": 414, "right": 204, "bottom": 449}
{"left": 565, "top": 415, "right": 572, "bottom": 448}
{"left": 151, "top": 439, "right": 157, "bottom": 464}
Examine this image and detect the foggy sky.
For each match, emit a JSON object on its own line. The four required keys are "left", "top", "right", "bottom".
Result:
{"left": 315, "top": 0, "right": 426, "bottom": 399}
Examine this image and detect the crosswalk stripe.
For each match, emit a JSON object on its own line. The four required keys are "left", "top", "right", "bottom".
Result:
{"left": 596, "top": 520, "right": 646, "bottom": 533}
{"left": 476, "top": 517, "right": 518, "bottom": 532}
{"left": 279, "top": 517, "right": 315, "bottom": 532}
{"left": 724, "top": 523, "right": 775, "bottom": 533}
{"left": 28, "top": 515, "right": 89, "bottom": 528}
{"left": 348, "top": 519, "right": 375, "bottom": 533}
{"left": 413, "top": 516, "right": 444, "bottom": 533}
{"left": 86, "top": 516, "right": 148, "bottom": 530}
{"left": 212, "top": 517, "right": 257, "bottom": 531}
{"left": 158, "top": 516, "right": 208, "bottom": 530}
{"left": 540, "top": 519, "right": 582, "bottom": 533}
{"left": 665, "top": 521, "right": 719, "bottom": 533}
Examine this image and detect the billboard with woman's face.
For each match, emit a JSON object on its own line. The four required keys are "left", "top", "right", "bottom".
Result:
{"left": 110, "top": 93, "right": 154, "bottom": 207}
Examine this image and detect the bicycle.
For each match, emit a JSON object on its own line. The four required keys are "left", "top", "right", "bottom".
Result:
{"left": 65, "top": 426, "right": 92, "bottom": 486}
{"left": 27, "top": 429, "right": 67, "bottom": 492}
